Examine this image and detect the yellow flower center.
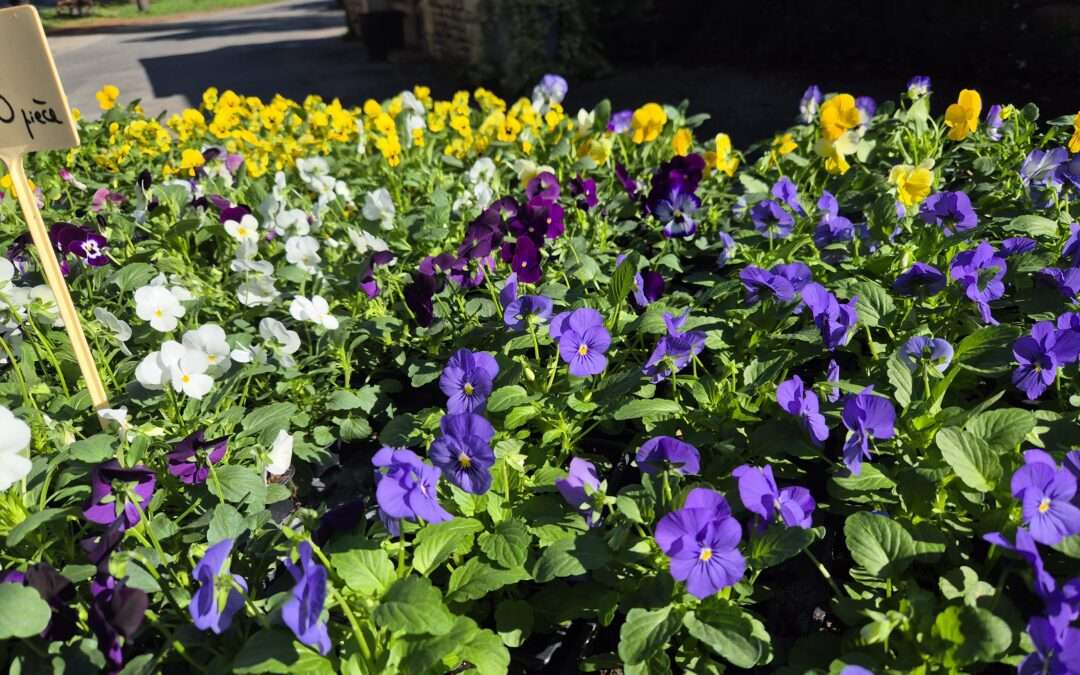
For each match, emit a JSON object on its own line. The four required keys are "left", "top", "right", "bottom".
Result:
{"left": 463, "top": 382, "right": 474, "bottom": 396}
{"left": 154, "top": 309, "right": 163, "bottom": 318}
{"left": 458, "top": 452, "right": 472, "bottom": 468}
{"left": 238, "top": 227, "right": 249, "bottom": 236}
{"left": 181, "top": 374, "right": 191, "bottom": 383}
{"left": 1039, "top": 497, "right": 1051, "bottom": 513}
{"left": 577, "top": 343, "right": 588, "bottom": 356}
{"left": 699, "top": 547, "right": 713, "bottom": 561}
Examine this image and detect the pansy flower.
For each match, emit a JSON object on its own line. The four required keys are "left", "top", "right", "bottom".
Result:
{"left": 840, "top": 387, "right": 896, "bottom": 475}
{"left": 919, "top": 191, "right": 978, "bottom": 236}
{"left": 190, "top": 539, "right": 246, "bottom": 634}
{"left": 89, "top": 575, "right": 149, "bottom": 673}
{"left": 636, "top": 436, "right": 701, "bottom": 476}
{"left": 654, "top": 488, "right": 745, "bottom": 599}
{"left": 899, "top": 336, "right": 954, "bottom": 373}
{"left": 552, "top": 308, "right": 610, "bottom": 377}
{"left": 556, "top": 458, "right": 603, "bottom": 527}
{"left": 1012, "top": 321, "right": 1080, "bottom": 400}
{"left": 732, "top": 464, "right": 815, "bottom": 529}
{"left": 949, "top": 242, "right": 1007, "bottom": 325}
{"left": 776, "top": 375, "right": 829, "bottom": 445}
{"left": 373, "top": 448, "right": 452, "bottom": 536}
{"left": 439, "top": 349, "right": 499, "bottom": 414}
{"left": 1010, "top": 450, "right": 1080, "bottom": 545}
{"left": 84, "top": 461, "right": 157, "bottom": 530}
{"left": 1001, "top": 237, "right": 1037, "bottom": 257}
{"left": 429, "top": 413, "right": 496, "bottom": 495}
{"left": 893, "top": 262, "right": 946, "bottom": 296}
{"left": 802, "top": 283, "right": 858, "bottom": 350}
{"left": 569, "top": 175, "right": 598, "bottom": 210}
{"left": 799, "top": 85, "right": 822, "bottom": 124}
{"left": 642, "top": 311, "right": 706, "bottom": 383}
{"left": 282, "top": 542, "right": 331, "bottom": 655}
{"left": 167, "top": 431, "right": 227, "bottom": 485}
{"left": 1018, "top": 617, "right": 1080, "bottom": 675}
{"left": 814, "top": 191, "right": 854, "bottom": 251}
{"left": 750, "top": 199, "right": 794, "bottom": 240}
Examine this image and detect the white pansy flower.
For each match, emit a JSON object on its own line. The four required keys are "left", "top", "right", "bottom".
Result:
{"left": 274, "top": 208, "right": 310, "bottom": 237}
{"left": 0, "top": 257, "right": 14, "bottom": 289}
{"left": 513, "top": 158, "right": 556, "bottom": 186}
{"left": 289, "top": 295, "right": 339, "bottom": 330}
{"left": 362, "top": 188, "right": 395, "bottom": 231}
{"left": 296, "top": 157, "right": 329, "bottom": 185}
{"left": 134, "top": 340, "right": 183, "bottom": 390}
{"left": 135, "top": 285, "right": 185, "bottom": 332}
{"left": 285, "top": 236, "right": 321, "bottom": 274}
{"left": 170, "top": 347, "right": 213, "bottom": 399}
{"left": 468, "top": 157, "right": 496, "bottom": 185}
{"left": 231, "top": 239, "right": 275, "bottom": 275}
{"left": 94, "top": 307, "right": 132, "bottom": 355}
{"left": 230, "top": 343, "right": 267, "bottom": 365}
{"left": 267, "top": 429, "right": 294, "bottom": 476}
{"left": 183, "top": 323, "right": 231, "bottom": 373}
{"left": 259, "top": 318, "right": 301, "bottom": 367}
{"left": 346, "top": 227, "right": 389, "bottom": 255}
{"left": 575, "top": 108, "right": 595, "bottom": 138}
{"left": 224, "top": 214, "right": 260, "bottom": 243}
{"left": 149, "top": 273, "right": 193, "bottom": 302}
{"left": 97, "top": 407, "right": 130, "bottom": 434}
{"left": 0, "top": 405, "right": 31, "bottom": 491}
{"left": 236, "top": 276, "right": 280, "bottom": 307}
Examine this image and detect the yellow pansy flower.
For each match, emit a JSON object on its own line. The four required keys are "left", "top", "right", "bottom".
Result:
{"left": 0, "top": 174, "right": 35, "bottom": 192}
{"left": 96, "top": 85, "right": 120, "bottom": 111}
{"left": 889, "top": 161, "right": 935, "bottom": 207}
{"left": 944, "top": 89, "right": 981, "bottom": 141}
{"left": 577, "top": 135, "right": 613, "bottom": 166}
{"left": 1069, "top": 112, "right": 1080, "bottom": 153}
{"left": 771, "top": 133, "right": 797, "bottom": 156}
{"left": 819, "top": 94, "right": 860, "bottom": 141}
{"left": 672, "top": 128, "right": 693, "bottom": 156}
{"left": 177, "top": 149, "right": 206, "bottom": 176}
{"left": 631, "top": 103, "right": 667, "bottom": 144}
{"left": 815, "top": 131, "right": 858, "bottom": 175}
{"left": 703, "top": 132, "right": 739, "bottom": 177}
{"left": 71, "top": 108, "right": 82, "bottom": 122}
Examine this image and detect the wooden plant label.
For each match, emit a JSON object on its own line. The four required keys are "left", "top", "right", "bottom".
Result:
{"left": 0, "top": 6, "right": 110, "bottom": 412}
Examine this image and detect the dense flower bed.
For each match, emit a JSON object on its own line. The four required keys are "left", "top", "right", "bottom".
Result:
{"left": 0, "top": 75, "right": 1078, "bottom": 673}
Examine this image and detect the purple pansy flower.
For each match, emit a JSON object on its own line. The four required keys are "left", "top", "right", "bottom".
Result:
{"left": 802, "top": 282, "right": 858, "bottom": 350}
{"left": 907, "top": 75, "right": 931, "bottom": 97}
{"left": 84, "top": 461, "right": 156, "bottom": 530}
{"left": 1002, "top": 237, "right": 1037, "bottom": 257}
{"left": 636, "top": 436, "right": 701, "bottom": 476}
{"left": 814, "top": 191, "right": 854, "bottom": 250}
{"left": 511, "top": 235, "right": 542, "bottom": 284}
{"left": 949, "top": 242, "right": 1007, "bottom": 325}
{"left": 717, "top": 231, "right": 736, "bottom": 267}
{"left": 404, "top": 272, "right": 437, "bottom": 327}
{"left": 190, "top": 539, "right": 246, "bottom": 635}
{"left": 1018, "top": 617, "right": 1080, "bottom": 675}
{"left": 751, "top": 199, "right": 794, "bottom": 240}
{"left": 771, "top": 176, "right": 805, "bottom": 216}
{"left": 985, "top": 104, "right": 1004, "bottom": 141}
{"left": 855, "top": 96, "right": 876, "bottom": 126}
{"left": 799, "top": 85, "right": 822, "bottom": 124}
{"left": 732, "top": 464, "right": 816, "bottom": 529}
{"left": 89, "top": 575, "right": 149, "bottom": 674}
{"left": 654, "top": 188, "right": 701, "bottom": 238}
{"left": 504, "top": 294, "right": 553, "bottom": 331}
{"left": 555, "top": 457, "right": 603, "bottom": 527}
{"left": 899, "top": 336, "right": 954, "bottom": 373}
{"left": 1010, "top": 452, "right": 1080, "bottom": 545}
{"left": 1020, "top": 147, "right": 1067, "bottom": 208}
{"left": 1040, "top": 266, "right": 1080, "bottom": 300}
{"left": 632, "top": 269, "right": 665, "bottom": 308}
{"left": 167, "top": 431, "right": 227, "bottom": 485}
{"left": 1012, "top": 321, "right": 1080, "bottom": 400}
{"left": 840, "top": 387, "right": 896, "bottom": 475}
{"left": 1063, "top": 223, "right": 1080, "bottom": 265}
{"left": 553, "top": 307, "right": 610, "bottom": 377}
{"left": 429, "top": 413, "right": 496, "bottom": 495}
{"left": 373, "top": 448, "right": 453, "bottom": 536}
{"left": 642, "top": 311, "right": 706, "bottom": 383}
{"left": 439, "top": 349, "right": 499, "bottom": 414}
{"left": 282, "top": 542, "right": 331, "bottom": 656}
{"left": 776, "top": 375, "right": 829, "bottom": 445}
{"left": 919, "top": 191, "right": 978, "bottom": 236}
{"left": 827, "top": 360, "right": 841, "bottom": 402}
{"left": 608, "top": 110, "right": 633, "bottom": 134}
{"left": 614, "top": 162, "right": 639, "bottom": 200}
{"left": 525, "top": 171, "right": 560, "bottom": 203}
{"left": 359, "top": 250, "right": 395, "bottom": 299}
{"left": 569, "top": 175, "right": 598, "bottom": 210}
{"left": 654, "top": 488, "right": 746, "bottom": 599}
{"left": 740, "top": 265, "right": 795, "bottom": 305}
{"left": 894, "top": 262, "right": 947, "bottom": 296}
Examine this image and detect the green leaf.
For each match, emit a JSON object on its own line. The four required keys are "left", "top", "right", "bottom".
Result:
{"left": 504, "top": 404, "right": 539, "bottom": 430}
{"left": 0, "top": 584, "right": 51, "bottom": 638}
{"left": 66, "top": 434, "right": 116, "bottom": 462}
{"left": 447, "top": 558, "right": 529, "bottom": 602}
{"left": 618, "top": 606, "right": 683, "bottom": 665}
{"left": 478, "top": 518, "right": 531, "bottom": 569}
{"left": 326, "top": 390, "right": 369, "bottom": 411}
{"left": 332, "top": 548, "right": 396, "bottom": 596}
{"left": 933, "top": 605, "right": 1011, "bottom": 665}
{"left": 6, "top": 507, "right": 69, "bottom": 547}
{"left": 109, "top": 262, "right": 156, "bottom": 293}
{"left": 208, "top": 503, "right": 246, "bottom": 544}
{"left": 683, "top": 602, "right": 772, "bottom": 668}
{"left": 936, "top": 427, "right": 1002, "bottom": 492}
{"left": 495, "top": 600, "right": 533, "bottom": 647}
{"left": 241, "top": 403, "right": 298, "bottom": 438}
{"left": 964, "top": 408, "right": 1036, "bottom": 452}
{"left": 886, "top": 352, "right": 913, "bottom": 409}
{"left": 613, "top": 398, "right": 681, "bottom": 421}
{"left": 748, "top": 526, "right": 820, "bottom": 569}
{"left": 374, "top": 577, "right": 454, "bottom": 636}
{"left": 232, "top": 629, "right": 299, "bottom": 673}
{"left": 844, "top": 512, "right": 916, "bottom": 578}
{"left": 1005, "top": 214, "right": 1059, "bottom": 238}
{"left": 412, "top": 518, "right": 483, "bottom": 576}
{"left": 532, "top": 532, "right": 611, "bottom": 582}
{"left": 210, "top": 465, "right": 267, "bottom": 506}
{"left": 460, "top": 627, "right": 512, "bottom": 675}
{"left": 851, "top": 280, "right": 894, "bottom": 327}
{"left": 487, "top": 385, "right": 531, "bottom": 413}
{"left": 609, "top": 255, "right": 638, "bottom": 309}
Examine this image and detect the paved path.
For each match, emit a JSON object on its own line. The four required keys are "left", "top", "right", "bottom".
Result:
{"left": 48, "top": 0, "right": 450, "bottom": 119}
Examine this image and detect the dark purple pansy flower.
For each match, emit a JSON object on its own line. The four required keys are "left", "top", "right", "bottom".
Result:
{"left": 555, "top": 457, "right": 602, "bottom": 527}
{"left": 654, "top": 488, "right": 745, "bottom": 599}
{"left": 511, "top": 235, "right": 542, "bottom": 284}
{"left": 827, "top": 359, "right": 841, "bottom": 402}
{"left": 814, "top": 191, "right": 854, "bottom": 250}
{"left": 772, "top": 176, "right": 805, "bottom": 216}
{"left": 751, "top": 199, "right": 794, "bottom": 240}
{"left": 654, "top": 188, "right": 701, "bottom": 238}
{"left": 84, "top": 461, "right": 156, "bottom": 530}
{"left": 894, "top": 262, "right": 946, "bottom": 296}
{"left": 167, "top": 431, "right": 227, "bottom": 485}
{"left": 429, "top": 413, "right": 496, "bottom": 495}
{"left": 89, "top": 575, "right": 149, "bottom": 674}
{"left": 1010, "top": 451, "right": 1080, "bottom": 545}
{"left": 985, "top": 104, "right": 1004, "bottom": 141}
{"left": 632, "top": 270, "right": 665, "bottom": 308}
{"left": 459, "top": 206, "right": 506, "bottom": 260}
{"left": 372, "top": 448, "right": 452, "bottom": 536}
{"left": 504, "top": 295, "right": 553, "bottom": 331}
{"left": 54, "top": 222, "right": 111, "bottom": 267}
{"left": 554, "top": 308, "right": 610, "bottom": 377}
{"left": 608, "top": 110, "right": 633, "bottom": 134}
{"left": 1018, "top": 617, "right": 1080, "bottom": 675}
{"left": 840, "top": 387, "right": 896, "bottom": 475}
{"left": 949, "top": 242, "right": 1007, "bottom": 325}
{"left": 614, "top": 163, "right": 639, "bottom": 200}
{"left": 282, "top": 542, "right": 331, "bottom": 656}
{"left": 919, "top": 191, "right": 978, "bottom": 236}
{"left": 740, "top": 265, "right": 795, "bottom": 305}
{"left": 359, "top": 250, "right": 395, "bottom": 299}
{"left": 732, "top": 464, "right": 815, "bottom": 529}
{"left": 642, "top": 311, "right": 707, "bottom": 383}
{"left": 799, "top": 85, "right": 822, "bottom": 124}
{"left": 81, "top": 521, "right": 125, "bottom": 574}
{"left": 717, "top": 231, "right": 736, "bottom": 267}
{"left": 404, "top": 272, "right": 437, "bottom": 327}
{"left": 1061, "top": 155, "right": 1080, "bottom": 193}
{"left": 218, "top": 204, "right": 251, "bottom": 225}
{"left": 776, "top": 375, "right": 829, "bottom": 445}
{"left": 510, "top": 197, "right": 565, "bottom": 242}
{"left": 802, "top": 282, "right": 858, "bottom": 350}
{"left": 636, "top": 436, "right": 701, "bottom": 476}
{"left": 569, "top": 175, "right": 598, "bottom": 210}
{"left": 1012, "top": 321, "right": 1080, "bottom": 400}
{"left": 899, "top": 336, "right": 954, "bottom": 373}
{"left": 190, "top": 538, "right": 246, "bottom": 635}
{"left": 1040, "top": 267, "right": 1080, "bottom": 300}
{"left": 525, "top": 171, "right": 560, "bottom": 203}
{"left": 439, "top": 349, "right": 499, "bottom": 414}
{"left": 1, "top": 563, "right": 77, "bottom": 641}
{"left": 1002, "top": 237, "right": 1037, "bottom": 257}
{"left": 648, "top": 154, "right": 705, "bottom": 208}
